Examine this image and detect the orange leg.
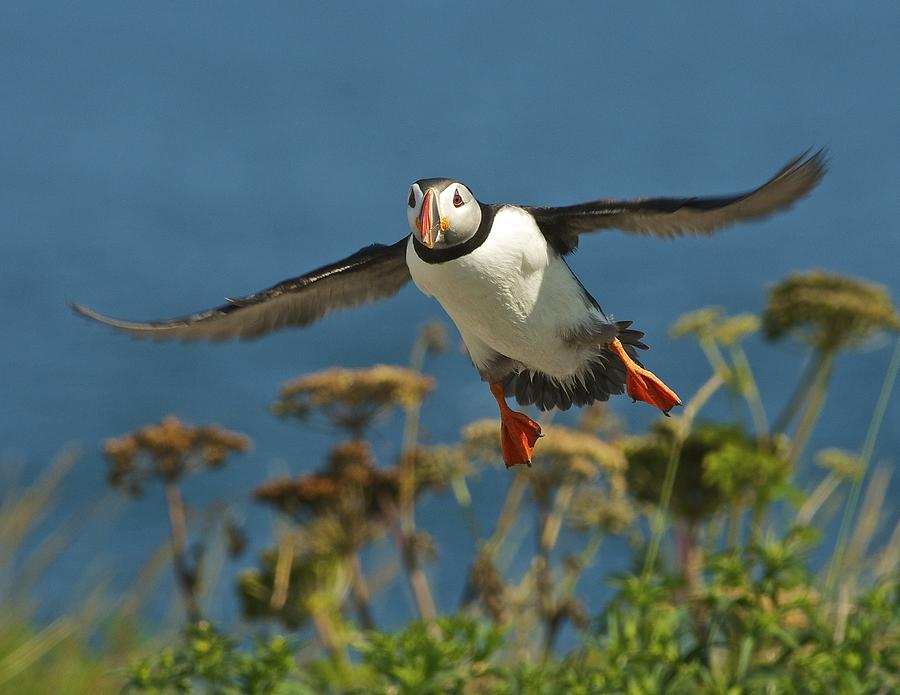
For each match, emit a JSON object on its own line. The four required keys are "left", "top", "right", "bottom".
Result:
{"left": 489, "top": 382, "right": 542, "bottom": 468}
{"left": 609, "top": 338, "right": 682, "bottom": 414}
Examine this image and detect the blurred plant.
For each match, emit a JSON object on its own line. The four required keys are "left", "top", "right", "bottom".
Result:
{"left": 105, "top": 416, "right": 250, "bottom": 620}
{"left": 671, "top": 306, "right": 767, "bottom": 437}
{"left": 0, "top": 450, "right": 167, "bottom": 695}
{"left": 125, "top": 621, "right": 296, "bottom": 694}
{"left": 244, "top": 336, "right": 464, "bottom": 659}
{"left": 763, "top": 271, "right": 900, "bottom": 463}
{"left": 352, "top": 616, "right": 504, "bottom": 695}
{"left": 272, "top": 365, "right": 434, "bottom": 441}
{"left": 462, "top": 417, "right": 631, "bottom": 656}
{"left": 625, "top": 419, "right": 790, "bottom": 591}
{"left": 14, "top": 270, "right": 898, "bottom": 692}
{"left": 245, "top": 441, "right": 400, "bottom": 638}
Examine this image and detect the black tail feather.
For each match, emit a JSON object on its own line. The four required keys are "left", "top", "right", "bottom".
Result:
{"left": 502, "top": 319, "right": 650, "bottom": 411}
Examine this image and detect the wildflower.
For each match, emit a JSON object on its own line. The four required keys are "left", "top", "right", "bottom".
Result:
{"left": 711, "top": 313, "right": 760, "bottom": 346}
{"left": 273, "top": 365, "right": 434, "bottom": 437}
{"left": 104, "top": 416, "right": 250, "bottom": 494}
{"left": 763, "top": 271, "right": 899, "bottom": 351}
{"left": 669, "top": 306, "right": 724, "bottom": 341}
{"left": 569, "top": 488, "right": 636, "bottom": 534}
{"left": 408, "top": 445, "right": 473, "bottom": 492}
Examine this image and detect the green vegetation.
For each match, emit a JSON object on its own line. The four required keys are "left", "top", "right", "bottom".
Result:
{"left": 2, "top": 270, "right": 899, "bottom": 693}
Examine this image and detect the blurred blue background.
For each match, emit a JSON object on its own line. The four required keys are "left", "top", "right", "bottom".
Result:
{"left": 2, "top": 1, "right": 898, "bottom": 627}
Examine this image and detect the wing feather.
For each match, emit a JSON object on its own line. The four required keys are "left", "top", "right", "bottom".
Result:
{"left": 72, "top": 238, "right": 411, "bottom": 341}
{"left": 528, "top": 151, "right": 826, "bottom": 254}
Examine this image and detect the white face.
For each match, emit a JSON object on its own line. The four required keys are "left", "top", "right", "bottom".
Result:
{"left": 407, "top": 180, "right": 482, "bottom": 248}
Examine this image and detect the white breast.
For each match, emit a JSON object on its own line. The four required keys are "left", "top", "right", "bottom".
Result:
{"left": 406, "top": 206, "right": 601, "bottom": 378}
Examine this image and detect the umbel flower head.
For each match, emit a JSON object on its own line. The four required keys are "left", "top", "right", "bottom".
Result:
{"left": 104, "top": 416, "right": 250, "bottom": 495}
{"left": 671, "top": 306, "right": 760, "bottom": 348}
{"left": 670, "top": 306, "right": 725, "bottom": 342}
{"left": 762, "top": 271, "right": 900, "bottom": 351}
{"left": 272, "top": 365, "right": 434, "bottom": 437}
{"left": 254, "top": 441, "right": 402, "bottom": 547}
{"left": 463, "top": 419, "right": 626, "bottom": 504}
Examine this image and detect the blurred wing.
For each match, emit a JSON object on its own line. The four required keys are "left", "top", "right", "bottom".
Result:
{"left": 528, "top": 150, "right": 826, "bottom": 254}
{"left": 72, "top": 238, "right": 412, "bottom": 341}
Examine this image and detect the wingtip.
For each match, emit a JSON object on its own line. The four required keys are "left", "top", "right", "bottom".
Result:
{"left": 795, "top": 147, "right": 829, "bottom": 180}
{"left": 69, "top": 301, "right": 97, "bottom": 321}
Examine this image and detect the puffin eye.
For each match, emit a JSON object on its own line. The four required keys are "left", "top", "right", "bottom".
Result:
{"left": 452, "top": 188, "right": 464, "bottom": 208}
{"left": 408, "top": 189, "right": 416, "bottom": 208}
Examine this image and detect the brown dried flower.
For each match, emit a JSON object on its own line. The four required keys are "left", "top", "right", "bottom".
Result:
{"left": 104, "top": 416, "right": 250, "bottom": 494}
{"left": 273, "top": 365, "right": 434, "bottom": 437}
{"left": 254, "top": 440, "right": 401, "bottom": 550}
{"left": 568, "top": 487, "right": 636, "bottom": 534}
{"left": 763, "top": 271, "right": 899, "bottom": 351}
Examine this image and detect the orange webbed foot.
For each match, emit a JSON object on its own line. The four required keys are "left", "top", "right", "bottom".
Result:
{"left": 499, "top": 408, "right": 542, "bottom": 468}
{"left": 489, "top": 382, "right": 542, "bottom": 468}
{"left": 610, "top": 338, "right": 682, "bottom": 415}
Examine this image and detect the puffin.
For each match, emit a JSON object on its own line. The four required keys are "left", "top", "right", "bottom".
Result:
{"left": 73, "top": 151, "right": 825, "bottom": 468}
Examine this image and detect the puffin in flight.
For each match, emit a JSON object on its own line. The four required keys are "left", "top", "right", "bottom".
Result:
{"left": 74, "top": 152, "right": 825, "bottom": 468}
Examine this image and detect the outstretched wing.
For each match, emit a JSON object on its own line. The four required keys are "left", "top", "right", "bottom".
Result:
{"left": 72, "top": 238, "right": 412, "bottom": 341}
{"left": 527, "top": 151, "right": 826, "bottom": 254}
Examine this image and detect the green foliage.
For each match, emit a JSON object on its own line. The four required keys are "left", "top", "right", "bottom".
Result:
{"left": 625, "top": 421, "right": 790, "bottom": 524}
{"left": 126, "top": 622, "right": 297, "bottom": 694}
{"left": 5, "top": 271, "right": 899, "bottom": 693}
{"left": 352, "top": 617, "right": 504, "bottom": 695}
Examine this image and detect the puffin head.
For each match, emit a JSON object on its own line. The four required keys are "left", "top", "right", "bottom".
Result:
{"left": 407, "top": 179, "right": 482, "bottom": 249}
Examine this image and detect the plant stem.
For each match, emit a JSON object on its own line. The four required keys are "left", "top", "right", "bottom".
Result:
{"left": 676, "top": 523, "right": 703, "bottom": 593}
{"left": 787, "top": 349, "right": 835, "bottom": 466}
{"left": 450, "top": 476, "right": 482, "bottom": 543}
{"left": 309, "top": 607, "right": 347, "bottom": 665}
{"left": 535, "top": 500, "right": 554, "bottom": 660}
{"left": 643, "top": 373, "right": 723, "bottom": 578}
{"left": 559, "top": 528, "right": 604, "bottom": 599}
{"left": 826, "top": 336, "right": 900, "bottom": 594}
{"left": 795, "top": 473, "right": 840, "bottom": 526}
{"left": 485, "top": 469, "right": 529, "bottom": 559}
{"left": 540, "top": 482, "right": 576, "bottom": 554}
{"left": 269, "top": 528, "right": 294, "bottom": 611}
{"left": 727, "top": 505, "right": 742, "bottom": 548}
{"left": 163, "top": 481, "right": 200, "bottom": 621}
{"left": 729, "top": 345, "right": 769, "bottom": 438}
{"left": 348, "top": 552, "right": 375, "bottom": 630}
{"left": 458, "top": 471, "right": 528, "bottom": 611}
{"left": 748, "top": 497, "right": 767, "bottom": 547}
{"left": 394, "top": 328, "right": 437, "bottom": 620}
{"left": 773, "top": 350, "right": 825, "bottom": 435}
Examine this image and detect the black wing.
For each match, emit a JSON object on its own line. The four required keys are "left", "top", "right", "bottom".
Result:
{"left": 527, "top": 151, "right": 826, "bottom": 255}
{"left": 72, "top": 238, "right": 412, "bottom": 341}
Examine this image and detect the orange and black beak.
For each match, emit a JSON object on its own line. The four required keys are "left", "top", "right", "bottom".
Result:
{"left": 417, "top": 188, "right": 440, "bottom": 248}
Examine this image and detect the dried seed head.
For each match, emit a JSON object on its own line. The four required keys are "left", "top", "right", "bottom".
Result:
{"left": 418, "top": 321, "right": 449, "bottom": 355}
{"left": 409, "top": 445, "right": 473, "bottom": 492}
{"left": 670, "top": 307, "right": 724, "bottom": 341}
{"left": 712, "top": 314, "right": 761, "bottom": 346}
{"left": 763, "top": 271, "right": 900, "bottom": 351}
{"left": 274, "top": 365, "right": 435, "bottom": 436}
{"left": 104, "top": 416, "right": 249, "bottom": 493}
{"left": 569, "top": 488, "right": 636, "bottom": 534}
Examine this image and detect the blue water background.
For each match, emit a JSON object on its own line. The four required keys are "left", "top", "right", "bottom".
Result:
{"left": 2, "top": 2, "right": 898, "bottom": 634}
